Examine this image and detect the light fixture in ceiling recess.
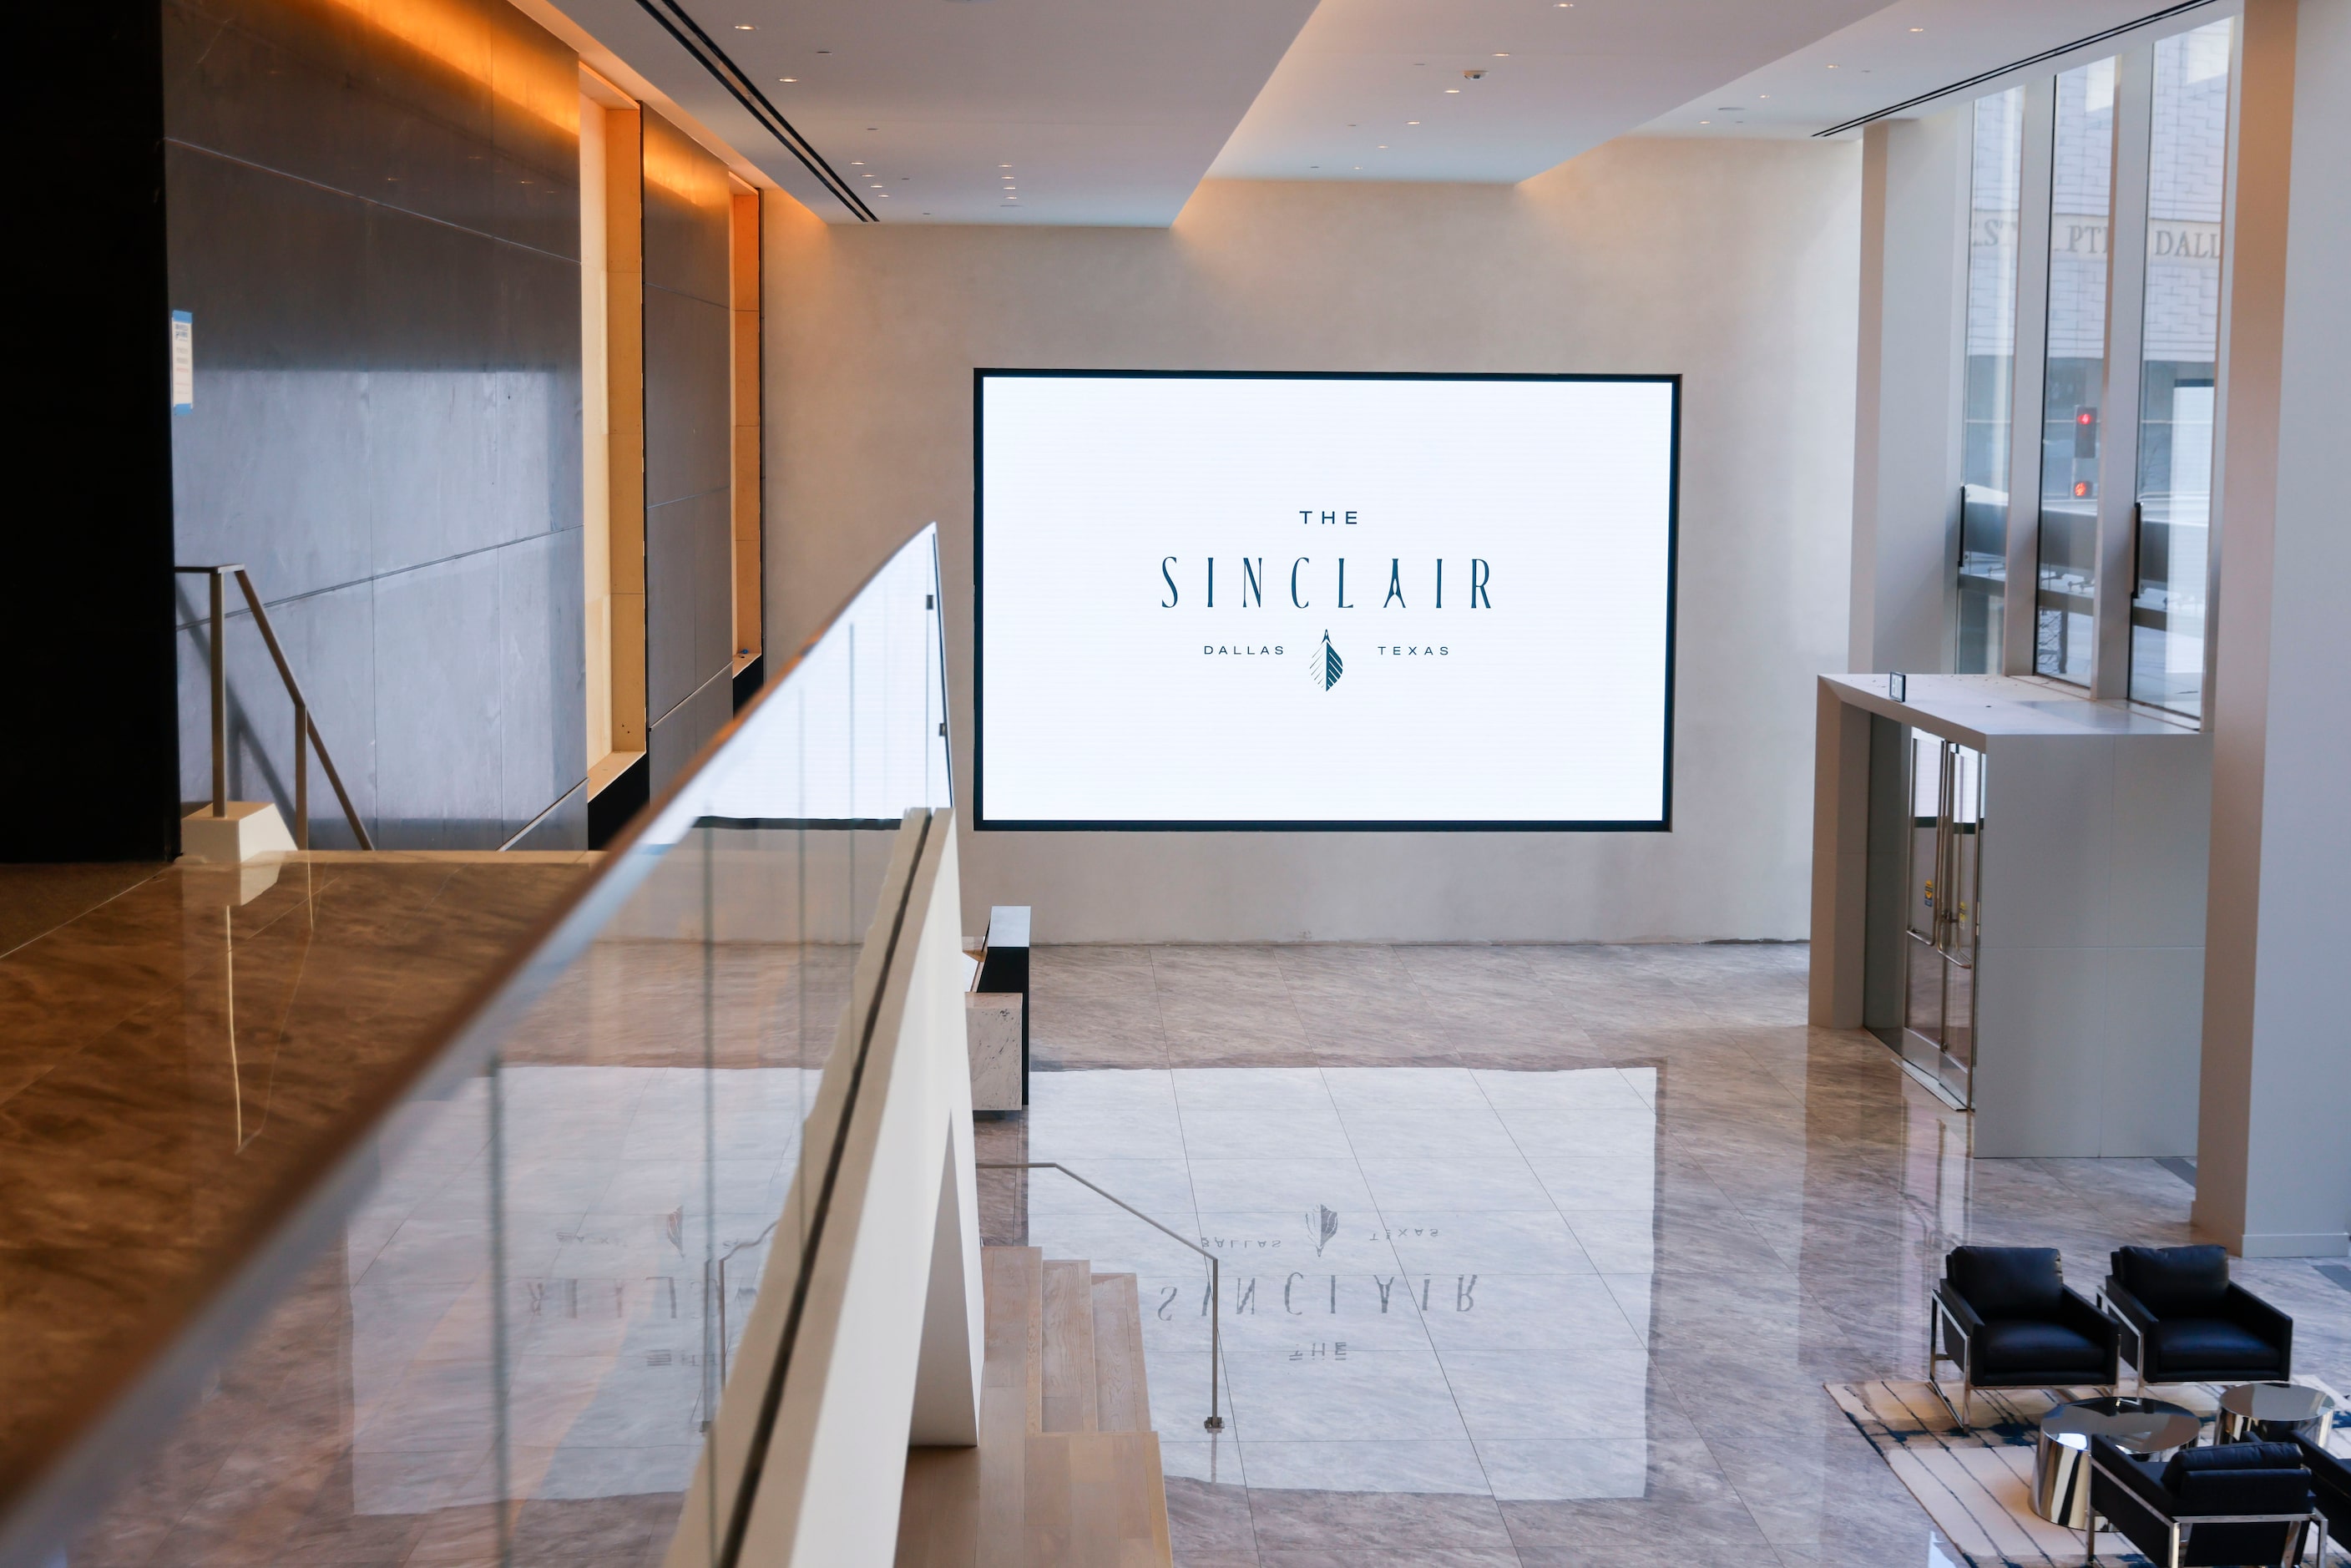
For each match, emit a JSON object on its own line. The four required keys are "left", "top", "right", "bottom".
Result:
{"left": 779, "top": 77, "right": 796, "bottom": 82}
{"left": 1406, "top": 120, "right": 1419, "bottom": 125}
{"left": 1910, "top": 26, "right": 1924, "bottom": 31}
{"left": 1462, "top": 68, "right": 1485, "bottom": 79}
{"left": 733, "top": 23, "right": 752, "bottom": 29}
{"left": 1444, "top": 88, "right": 1459, "bottom": 93}
{"left": 1492, "top": 53, "right": 1509, "bottom": 58}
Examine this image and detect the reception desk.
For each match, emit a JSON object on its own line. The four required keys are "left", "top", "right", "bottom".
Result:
{"left": 1808, "top": 674, "right": 2210, "bottom": 1158}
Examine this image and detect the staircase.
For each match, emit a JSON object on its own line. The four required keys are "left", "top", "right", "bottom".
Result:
{"left": 896, "top": 1247, "right": 1172, "bottom": 1567}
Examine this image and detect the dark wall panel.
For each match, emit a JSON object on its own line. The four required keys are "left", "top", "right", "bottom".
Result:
{"left": 8, "top": 0, "right": 182, "bottom": 860}
{"left": 640, "top": 110, "right": 735, "bottom": 787}
{"left": 162, "top": 0, "right": 586, "bottom": 848}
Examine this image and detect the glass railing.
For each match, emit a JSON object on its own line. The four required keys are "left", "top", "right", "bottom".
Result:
{"left": 17, "top": 525, "right": 948, "bottom": 1568}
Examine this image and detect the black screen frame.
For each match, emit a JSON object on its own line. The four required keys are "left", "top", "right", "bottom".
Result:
{"left": 972, "top": 367, "right": 1681, "bottom": 833}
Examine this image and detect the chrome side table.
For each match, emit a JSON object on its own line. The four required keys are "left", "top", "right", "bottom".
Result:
{"left": 2217, "top": 1382, "right": 2336, "bottom": 1445}
{"left": 2034, "top": 1397, "right": 2202, "bottom": 1527}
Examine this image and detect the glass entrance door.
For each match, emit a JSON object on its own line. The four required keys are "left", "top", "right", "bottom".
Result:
{"left": 1904, "top": 734, "right": 1984, "bottom": 1105}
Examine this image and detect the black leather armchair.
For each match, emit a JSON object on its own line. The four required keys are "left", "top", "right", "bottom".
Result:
{"left": 2294, "top": 1436, "right": 2349, "bottom": 1561}
{"left": 2086, "top": 1436, "right": 2325, "bottom": 1568}
{"left": 1930, "top": 1246, "right": 2120, "bottom": 1430}
{"left": 2105, "top": 1244, "right": 2294, "bottom": 1388}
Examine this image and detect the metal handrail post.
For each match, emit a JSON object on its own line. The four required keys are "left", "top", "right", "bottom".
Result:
{"left": 208, "top": 569, "right": 226, "bottom": 817}
{"left": 230, "top": 570, "right": 372, "bottom": 850}
{"left": 978, "top": 1160, "right": 1225, "bottom": 1432}
{"left": 293, "top": 696, "right": 309, "bottom": 851}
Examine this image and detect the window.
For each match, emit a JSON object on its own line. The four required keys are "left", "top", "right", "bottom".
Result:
{"left": 1958, "top": 88, "right": 2024, "bottom": 674}
{"left": 2035, "top": 58, "right": 2116, "bottom": 684}
{"left": 2130, "top": 19, "right": 2232, "bottom": 719}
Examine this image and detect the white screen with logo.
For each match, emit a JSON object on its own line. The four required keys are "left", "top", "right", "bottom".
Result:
{"left": 975, "top": 372, "right": 1676, "bottom": 827}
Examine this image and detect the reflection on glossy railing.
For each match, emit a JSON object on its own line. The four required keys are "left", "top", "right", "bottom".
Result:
{"left": 43, "top": 527, "right": 949, "bottom": 1568}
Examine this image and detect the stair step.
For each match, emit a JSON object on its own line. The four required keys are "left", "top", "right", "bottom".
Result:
{"left": 899, "top": 1247, "right": 1171, "bottom": 1568}
{"left": 1041, "top": 1260, "right": 1100, "bottom": 1434}
{"left": 983, "top": 1246, "right": 1044, "bottom": 1434}
{"left": 1090, "top": 1272, "right": 1151, "bottom": 1434}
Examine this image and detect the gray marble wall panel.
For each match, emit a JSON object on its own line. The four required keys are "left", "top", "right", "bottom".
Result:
{"left": 501, "top": 529, "right": 587, "bottom": 838}
{"left": 642, "top": 285, "right": 731, "bottom": 507}
{"left": 647, "top": 489, "right": 733, "bottom": 722}
{"left": 163, "top": 0, "right": 579, "bottom": 259}
{"left": 642, "top": 113, "right": 731, "bottom": 306}
{"left": 372, "top": 553, "right": 503, "bottom": 849}
{"left": 648, "top": 667, "right": 733, "bottom": 794}
{"left": 163, "top": 0, "right": 586, "bottom": 850}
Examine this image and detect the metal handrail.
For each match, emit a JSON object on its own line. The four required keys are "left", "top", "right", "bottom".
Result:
{"left": 175, "top": 564, "right": 372, "bottom": 850}
{"left": 978, "top": 1161, "right": 1225, "bottom": 1432}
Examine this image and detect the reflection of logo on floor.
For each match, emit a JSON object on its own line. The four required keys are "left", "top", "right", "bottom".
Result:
{"left": 1311, "top": 1205, "right": 1339, "bottom": 1256}
{"left": 1308, "top": 631, "right": 1344, "bottom": 690}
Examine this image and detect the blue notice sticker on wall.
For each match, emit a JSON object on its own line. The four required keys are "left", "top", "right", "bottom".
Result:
{"left": 170, "top": 311, "right": 193, "bottom": 414}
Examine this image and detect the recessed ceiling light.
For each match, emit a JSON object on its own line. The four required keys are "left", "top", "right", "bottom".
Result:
{"left": 1406, "top": 120, "right": 1419, "bottom": 125}
{"left": 1827, "top": 63, "right": 1838, "bottom": 68}
{"left": 734, "top": 23, "right": 752, "bottom": 29}
{"left": 1701, "top": 119, "right": 1710, "bottom": 124}
{"left": 1445, "top": 88, "right": 1459, "bottom": 94}
{"left": 999, "top": 164, "right": 1012, "bottom": 168}
{"left": 1493, "top": 52, "right": 1509, "bottom": 57}
{"left": 779, "top": 77, "right": 796, "bottom": 83}
{"left": 1910, "top": 25, "right": 1924, "bottom": 31}
{"left": 817, "top": 49, "right": 829, "bottom": 53}
{"left": 1759, "top": 94, "right": 1768, "bottom": 99}
{"left": 851, "top": 161, "right": 863, "bottom": 165}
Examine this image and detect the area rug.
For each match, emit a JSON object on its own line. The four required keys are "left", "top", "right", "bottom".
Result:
{"left": 1827, "top": 1378, "right": 2348, "bottom": 1568}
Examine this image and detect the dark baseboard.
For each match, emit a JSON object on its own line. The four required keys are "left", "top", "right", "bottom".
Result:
{"left": 588, "top": 754, "right": 650, "bottom": 849}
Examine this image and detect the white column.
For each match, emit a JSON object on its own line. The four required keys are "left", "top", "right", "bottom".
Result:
{"left": 1849, "top": 109, "right": 1971, "bottom": 675}
{"left": 2196, "top": 0, "right": 2351, "bottom": 1258}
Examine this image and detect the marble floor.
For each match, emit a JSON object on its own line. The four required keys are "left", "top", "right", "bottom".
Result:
{"left": 974, "top": 943, "right": 2351, "bottom": 1568}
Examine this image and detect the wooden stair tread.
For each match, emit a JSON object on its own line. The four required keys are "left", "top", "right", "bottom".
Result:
{"left": 1090, "top": 1272, "right": 1151, "bottom": 1434}
{"left": 1041, "top": 1259, "right": 1100, "bottom": 1434}
{"left": 898, "top": 1247, "right": 1170, "bottom": 1568}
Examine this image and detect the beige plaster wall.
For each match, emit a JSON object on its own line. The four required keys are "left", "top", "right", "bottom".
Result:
{"left": 761, "top": 138, "right": 1862, "bottom": 942}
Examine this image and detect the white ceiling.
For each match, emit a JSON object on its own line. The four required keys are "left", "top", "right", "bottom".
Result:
{"left": 1639, "top": 0, "right": 2232, "bottom": 139}
{"left": 548, "top": 0, "right": 1317, "bottom": 224}
{"left": 1206, "top": 0, "right": 1894, "bottom": 182}
{"left": 545, "top": 0, "right": 2228, "bottom": 224}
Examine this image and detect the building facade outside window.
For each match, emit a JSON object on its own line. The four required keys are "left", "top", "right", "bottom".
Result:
{"left": 1958, "top": 87, "right": 2025, "bottom": 674}
{"left": 2130, "top": 18, "right": 2232, "bottom": 720}
{"left": 2036, "top": 57, "right": 2116, "bottom": 684}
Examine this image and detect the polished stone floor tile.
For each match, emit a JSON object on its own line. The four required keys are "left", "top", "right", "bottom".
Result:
{"left": 1002, "top": 941, "right": 2351, "bottom": 1567}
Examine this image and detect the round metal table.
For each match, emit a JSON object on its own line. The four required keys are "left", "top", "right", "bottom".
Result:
{"left": 2217, "top": 1382, "right": 2336, "bottom": 1446}
{"left": 2034, "top": 1397, "right": 2203, "bottom": 1527}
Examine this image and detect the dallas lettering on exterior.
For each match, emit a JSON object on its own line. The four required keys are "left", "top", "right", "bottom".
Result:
{"left": 975, "top": 369, "right": 1678, "bottom": 829}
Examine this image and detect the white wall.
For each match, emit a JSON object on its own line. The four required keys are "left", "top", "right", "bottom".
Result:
{"left": 1849, "top": 110, "right": 1969, "bottom": 675}
{"left": 2197, "top": 0, "right": 2351, "bottom": 1257}
{"left": 761, "top": 139, "right": 1862, "bottom": 942}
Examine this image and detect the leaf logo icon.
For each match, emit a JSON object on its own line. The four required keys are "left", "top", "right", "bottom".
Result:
{"left": 1309, "top": 631, "right": 1344, "bottom": 691}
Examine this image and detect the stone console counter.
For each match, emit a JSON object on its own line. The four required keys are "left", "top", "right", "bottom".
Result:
{"left": 1808, "top": 674, "right": 2210, "bottom": 1158}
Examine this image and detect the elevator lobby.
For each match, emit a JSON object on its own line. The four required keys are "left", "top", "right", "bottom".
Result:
{"left": 11, "top": 0, "right": 2350, "bottom": 1564}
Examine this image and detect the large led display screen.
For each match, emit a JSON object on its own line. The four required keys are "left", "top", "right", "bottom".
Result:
{"left": 974, "top": 371, "right": 1677, "bottom": 829}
